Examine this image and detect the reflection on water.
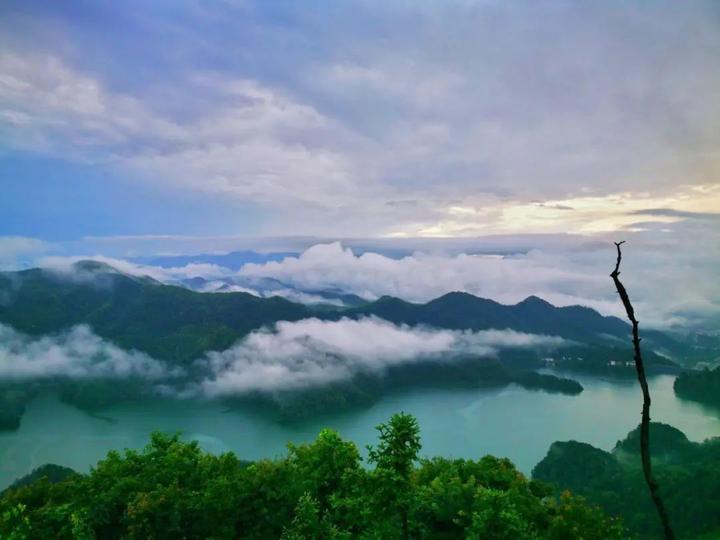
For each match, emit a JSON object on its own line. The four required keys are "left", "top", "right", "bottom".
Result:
{"left": 1, "top": 374, "right": 719, "bottom": 489}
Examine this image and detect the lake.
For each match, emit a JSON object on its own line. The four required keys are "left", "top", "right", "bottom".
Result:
{"left": 1, "top": 373, "right": 719, "bottom": 489}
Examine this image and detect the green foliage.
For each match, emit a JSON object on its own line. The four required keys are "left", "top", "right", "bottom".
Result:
{"left": 5, "top": 464, "right": 79, "bottom": 492}
{"left": 280, "top": 493, "right": 344, "bottom": 540}
{"left": 368, "top": 413, "right": 422, "bottom": 479}
{"left": 467, "top": 488, "right": 540, "bottom": 540}
{"left": 545, "top": 492, "right": 626, "bottom": 540}
{"left": 0, "top": 266, "right": 310, "bottom": 364}
{"left": 287, "top": 428, "right": 360, "bottom": 515}
{"left": 0, "top": 265, "right": 687, "bottom": 367}
{"left": 674, "top": 366, "right": 720, "bottom": 410}
{"left": 343, "top": 292, "right": 685, "bottom": 361}
{"left": 1, "top": 263, "right": 688, "bottom": 430}
{"left": 0, "top": 384, "right": 35, "bottom": 431}
{"left": 0, "top": 414, "right": 626, "bottom": 539}
{"left": 533, "top": 423, "right": 720, "bottom": 539}
{"left": 367, "top": 413, "right": 422, "bottom": 538}
{"left": 1, "top": 503, "right": 31, "bottom": 540}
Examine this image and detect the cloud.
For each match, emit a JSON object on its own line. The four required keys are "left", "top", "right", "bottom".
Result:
{"left": 37, "top": 255, "right": 233, "bottom": 284}
{"left": 30, "top": 231, "right": 720, "bottom": 331}
{"left": 0, "top": 317, "right": 564, "bottom": 396}
{"left": 1, "top": 3, "right": 719, "bottom": 237}
{"left": 238, "top": 241, "right": 609, "bottom": 305}
{"left": 196, "top": 317, "right": 565, "bottom": 396}
{"left": 0, "top": 51, "right": 362, "bottom": 210}
{"left": 630, "top": 208, "right": 720, "bottom": 220}
{"left": 0, "top": 51, "right": 183, "bottom": 157}
{"left": 20, "top": 225, "right": 720, "bottom": 332}
{"left": 238, "top": 241, "right": 720, "bottom": 331}
{"left": 33, "top": 254, "right": 362, "bottom": 306}
{"left": 0, "top": 237, "right": 52, "bottom": 270}
{"left": 0, "top": 324, "right": 181, "bottom": 380}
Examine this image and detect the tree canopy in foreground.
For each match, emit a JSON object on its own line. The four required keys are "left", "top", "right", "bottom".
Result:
{"left": 0, "top": 413, "right": 624, "bottom": 539}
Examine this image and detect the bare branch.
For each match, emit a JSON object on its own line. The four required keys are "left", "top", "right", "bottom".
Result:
{"left": 610, "top": 241, "right": 675, "bottom": 540}
{"left": 611, "top": 240, "right": 626, "bottom": 276}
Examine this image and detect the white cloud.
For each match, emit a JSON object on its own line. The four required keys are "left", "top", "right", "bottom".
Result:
{"left": 0, "top": 52, "right": 364, "bottom": 209}
{"left": 34, "top": 254, "right": 354, "bottom": 305}
{"left": 31, "top": 234, "right": 720, "bottom": 331}
{"left": 0, "top": 324, "right": 181, "bottom": 380}
{"left": 0, "top": 317, "right": 564, "bottom": 395}
{"left": 0, "top": 237, "right": 52, "bottom": 270}
{"left": 37, "top": 255, "right": 233, "bottom": 284}
{"left": 238, "top": 241, "right": 720, "bottom": 330}
{"left": 3, "top": 0, "right": 720, "bottom": 239}
{"left": 0, "top": 52, "right": 183, "bottom": 156}
{"left": 197, "top": 317, "right": 565, "bottom": 396}
{"left": 238, "top": 242, "right": 604, "bottom": 304}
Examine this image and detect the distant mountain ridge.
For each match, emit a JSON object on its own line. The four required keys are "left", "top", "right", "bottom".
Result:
{"left": 132, "top": 250, "right": 299, "bottom": 270}
{"left": 179, "top": 274, "right": 369, "bottom": 307}
{"left": 335, "top": 291, "right": 684, "bottom": 357}
{"left": 0, "top": 263, "right": 310, "bottom": 363}
{"left": 0, "top": 261, "right": 688, "bottom": 364}
{"left": 344, "top": 292, "right": 628, "bottom": 340}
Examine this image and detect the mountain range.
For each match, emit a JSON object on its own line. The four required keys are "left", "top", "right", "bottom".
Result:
{"left": 0, "top": 260, "right": 691, "bottom": 366}
{"left": 132, "top": 250, "right": 299, "bottom": 270}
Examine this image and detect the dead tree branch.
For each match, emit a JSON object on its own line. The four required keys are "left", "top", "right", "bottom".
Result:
{"left": 610, "top": 241, "right": 675, "bottom": 540}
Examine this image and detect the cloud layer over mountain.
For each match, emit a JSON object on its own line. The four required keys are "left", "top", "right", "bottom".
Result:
{"left": 237, "top": 242, "right": 719, "bottom": 331}
{"left": 0, "top": 317, "right": 564, "bottom": 396}
{"left": 23, "top": 231, "right": 720, "bottom": 333}
{"left": 196, "top": 317, "right": 566, "bottom": 396}
{"left": 0, "top": 324, "right": 179, "bottom": 380}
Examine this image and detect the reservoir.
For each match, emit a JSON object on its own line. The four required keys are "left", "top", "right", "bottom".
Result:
{"left": 1, "top": 373, "right": 719, "bottom": 489}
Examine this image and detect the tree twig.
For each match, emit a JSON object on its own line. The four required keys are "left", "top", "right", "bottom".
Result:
{"left": 610, "top": 241, "right": 675, "bottom": 540}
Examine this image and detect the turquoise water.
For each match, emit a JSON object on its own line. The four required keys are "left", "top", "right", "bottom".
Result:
{"left": 1, "top": 374, "right": 719, "bottom": 489}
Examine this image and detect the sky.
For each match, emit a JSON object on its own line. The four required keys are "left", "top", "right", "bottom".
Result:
{"left": 0, "top": 1, "right": 718, "bottom": 330}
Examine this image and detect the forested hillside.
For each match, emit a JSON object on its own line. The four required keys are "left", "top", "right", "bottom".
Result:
{"left": 0, "top": 263, "right": 311, "bottom": 363}
{"left": 0, "top": 262, "right": 686, "bottom": 429}
{"left": 533, "top": 422, "right": 720, "bottom": 539}
{"left": 0, "top": 414, "right": 624, "bottom": 539}
{"left": 0, "top": 262, "right": 689, "bottom": 364}
{"left": 674, "top": 366, "right": 720, "bottom": 410}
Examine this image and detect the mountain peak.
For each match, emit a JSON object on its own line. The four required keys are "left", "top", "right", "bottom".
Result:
{"left": 518, "top": 295, "right": 553, "bottom": 307}
{"left": 70, "top": 260, "right": 160, "bottom": 285}
{"left": 375, "top": 295, "right": 409, "bottom": 305}
{"left": 72, "top": 260, "right": 121, "bottom": 274}
{"left": 432, "top": 291, "right": 492, "bottom": 304}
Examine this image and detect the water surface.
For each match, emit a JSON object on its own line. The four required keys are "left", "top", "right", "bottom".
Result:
{"left": 1, "top": 374, "right": 719, "bottom": 489}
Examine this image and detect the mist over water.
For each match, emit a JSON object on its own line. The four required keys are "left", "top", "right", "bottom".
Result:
{"left": 2, "top": 373, "right": 719, "bottom": 490}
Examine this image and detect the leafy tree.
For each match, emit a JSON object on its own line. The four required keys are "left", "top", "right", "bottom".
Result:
{"left": 467, "top": 487, "right": 540, "bottom": 539}
{"left": 0, "top": 414, "right": 635, "bottom": 540}
{"left": 546, "top": 492, "right": 625, "bottom": 540}
{"left": 367, "top": 412, "right": 422, "bottom": 539}
{"left": 2, "top": 503, "right": 31, "bottom": 540}
{"left": 287, "top": 428, "right": 361, "bottom": 513}
{"left": 280, "top": 493, "right": 344, "bottom": 540}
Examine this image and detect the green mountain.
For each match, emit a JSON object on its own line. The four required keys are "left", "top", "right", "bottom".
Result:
{"left": 3, "top": 260, "right": 681, "bottom": 429}
{"left": 674, "top": 366, "right": 720, "bottom": 411}
{"left": 3, "top": 464, "right": 79, "bottom": 494}
{"left": 533, "top": 422, "right": 720, "bottom": 539}
{"left": 6, "top": 261, "right": 678, "bottom": 429}
{"left": 0, "top": 262, "right": 311, "bottom": 363}
{"left": 344, "top": 291, "right": 685, "bottom": 357}
{"left": 0, "top": 262, "right": 689, "bottom": 366}
{"left": 348, "top": 293, "right": 626, "bottom": 340}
